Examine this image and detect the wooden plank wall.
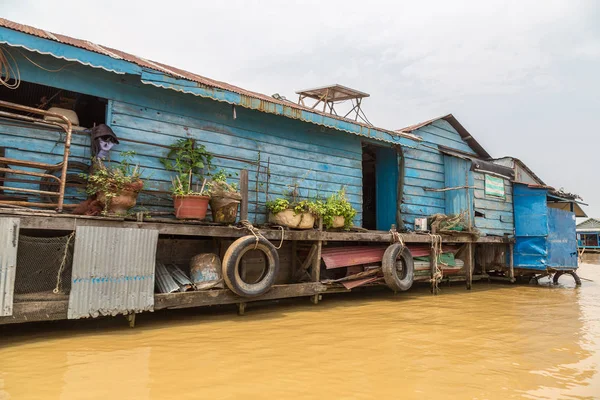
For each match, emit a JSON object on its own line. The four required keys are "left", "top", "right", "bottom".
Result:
{"left": 473, "top": 172, "right": 514, "bottom": 236}
{"left": 0, "top": 50, "right": 365, "bottom": 224}
{"left": 401, "top": 120, "right": 477, "bottom": 230}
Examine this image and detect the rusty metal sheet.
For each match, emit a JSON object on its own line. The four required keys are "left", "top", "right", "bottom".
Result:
{"left": 68, "top": 226, "right": 158, "bottom": 319}
{"left": 322, "top": 245, "right": 459, "bottom": 269}
{"left": 341, "top": 277, "right": 381, "bottom": 290}
{"left": 0, "top": 218, "right": 19, "bottom": 316}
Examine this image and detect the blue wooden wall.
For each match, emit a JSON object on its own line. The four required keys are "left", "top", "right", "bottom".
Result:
{"left": 401, "top": 120, "right": 476, "bottom": 230}
{"left": 473, "top": 172, "right": 513, "bottom": 236}
{"left": 0, "top": 49, "right": 365, "bottom": 224}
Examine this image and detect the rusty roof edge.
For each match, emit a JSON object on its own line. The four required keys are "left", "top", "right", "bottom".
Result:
{"left": 141, "top": 76, "right": 422, "bottom": 144}
{"left": 0, "top": 19, "right": 421, "bottom": 145}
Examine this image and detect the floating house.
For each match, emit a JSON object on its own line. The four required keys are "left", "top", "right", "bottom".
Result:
{"left": 0, "top": 18, "right": 585, "bottom": 327}
{"left": 577, "top": 218, "right": 600, "bottom": 251}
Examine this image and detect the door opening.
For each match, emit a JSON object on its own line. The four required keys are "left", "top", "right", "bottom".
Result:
{"left": 362, "top": 143, "right": 399, "bottom": 230}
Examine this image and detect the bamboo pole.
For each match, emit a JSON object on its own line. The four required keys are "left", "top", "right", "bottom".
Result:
{"left": 240, "top": 169, "right": 248, "bottom": 221}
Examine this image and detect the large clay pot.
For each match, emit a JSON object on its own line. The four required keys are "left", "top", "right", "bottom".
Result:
{"left": 97, "top": 179, "right": 143, "bottom": 215}
{"left": 268, "top": 209, "right": 315, "bottom": 229}
{"left": 209, "top": 195, "right": 240, "bottom": 224}
{"left": 173, "top": 195, "right": 210, "bottom": 220}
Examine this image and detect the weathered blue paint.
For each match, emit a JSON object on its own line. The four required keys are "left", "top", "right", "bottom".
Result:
{"left": 374, "top": 146, "right": 398, "bottom": 230}
{"left": 443, "top": 155, "right": 473, "bottom": 219}
{"left": 0, "top": 47, "right": 369, "bottom": 224}
{"left": 473, "top": 172, "right": 514, "bottom": 236}
{"left": 401, "top": 120, "right": 478, "bottom": 230}
{"left": 547, "top": 207, "right": 578, "bottom": 269}
{"left": 513, "top": 184, "right": 549, "bottom": 270}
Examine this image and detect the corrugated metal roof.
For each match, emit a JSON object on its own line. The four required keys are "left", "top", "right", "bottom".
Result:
{"left": 0, "top": 17, "right": 420, "bottom": 144}
{"left": 68, "top": 226, "right": 158, "bottom": 319}
{"left": 397, "top": 114, "right": 491, "bottom": 159}
{"left": 0, "top": 218, "right": 19, "bottom": 317}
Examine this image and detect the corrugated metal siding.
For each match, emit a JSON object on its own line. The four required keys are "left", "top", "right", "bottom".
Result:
{"left": 402, "top": 120, "right": 477, "bottom": 229}
{"left": 513, "top": 184, "right": 548, "bottom": 270}
{"left": 0, "top": 218, "right": 19, "bottom": 317}
{"left": 547, "top": 207, "right": 578, "bottom": 269}
{"left": 473, "top": 172, "right": 514, "bottom": 236}
{"left": 68, "top": 226, "right": 158, "bottom": 319}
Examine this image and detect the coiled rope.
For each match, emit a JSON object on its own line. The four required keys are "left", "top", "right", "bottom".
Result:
{"left": 53, "top": 232, "right": 75, "bottom": 294}
{"left": 0, "top": 46, "right": 20, "bottom": 90}
{"left": 428, "top": 233, "right": 444, "bottom": 291}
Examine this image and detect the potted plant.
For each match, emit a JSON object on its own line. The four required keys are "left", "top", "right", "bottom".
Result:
{"left": 322, "top": 188, "right": 357, "bottom": 230}
{"left": 85, "top": 151, "right": 143, "bottom": 215}
{"left": 207, "top": 169, "right": 242, "bottom": 224}
{"left": 266, "top": 198, "right": 322, "bottom": 229}
{"left": 161, "top": 138, "right": 213, "bottom": 220}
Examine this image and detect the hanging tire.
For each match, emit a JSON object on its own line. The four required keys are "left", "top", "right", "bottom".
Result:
{"left": 382, "top": 243, "right": 414, "bottom": 292}
{"left": 553, "top": 271, "right": 582, "bottom": 286}
{"left": 222, "top": 235, "right": 280, "bottom": 297}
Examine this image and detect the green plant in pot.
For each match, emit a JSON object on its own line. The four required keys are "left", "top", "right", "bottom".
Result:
{"left": 266, "top": 183, "right": 324, "bottom": 229}
{"left": 322, "top": 188, "right": 357, "bottom": 230}
{"left": 160, "top": 138, "right": 213, "bottom": 220}
{"left": 207, "top": 169, "right": 242, "bottom": 224}
{"left": 84, "top": 151, "right": 143, "bottom": 215}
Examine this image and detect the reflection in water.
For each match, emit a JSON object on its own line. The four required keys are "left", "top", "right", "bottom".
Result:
{"left": 0, "top": 265, "right": 599, "bottom": 399}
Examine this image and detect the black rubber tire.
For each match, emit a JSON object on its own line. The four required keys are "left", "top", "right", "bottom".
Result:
{"left": 222, "top": 235, "right": 280, "bottom": 297}
{"left": 39, "top": 161, "right": 90, "bottom": 203}
{"left": 382, "top": 243, "right": 414, "bottom": 292}
{"left": 553, "top": 271, "right": 582, "bottom": 286}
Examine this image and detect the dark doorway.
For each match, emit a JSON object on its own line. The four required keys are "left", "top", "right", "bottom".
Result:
{"left": 362, "top": 144, "right": 377, "bottom": 230}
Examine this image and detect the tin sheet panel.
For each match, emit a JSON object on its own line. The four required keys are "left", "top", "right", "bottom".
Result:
{"left": 0, "top": 218, "right": 19, "bottom": 317}
{"left": 68, "top": 226, "right": 159, "bottom": 319}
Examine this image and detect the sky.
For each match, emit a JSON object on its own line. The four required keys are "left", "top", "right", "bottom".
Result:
{"left": 3, "top": 0, "right": 599, "bottom": 217}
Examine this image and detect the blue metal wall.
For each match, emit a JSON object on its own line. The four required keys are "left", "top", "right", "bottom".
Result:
{"left": 547, "top": 207, "right": 578, "bottom": 269}
{"left": 513, "top": 184, "right": 548, "bottom": 270}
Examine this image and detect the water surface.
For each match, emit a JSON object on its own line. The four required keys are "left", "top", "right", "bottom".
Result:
{"left": 1, "top": 264, "right": 599, "bottom": 399}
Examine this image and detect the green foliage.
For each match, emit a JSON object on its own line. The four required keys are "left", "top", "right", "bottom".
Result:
{"left": 207, "top": 169, "right": 239, "bottom": 194}
{"left": 322, "top": 188, "right": 357, "bottom": 230}
{"left": 160, "top": 138, "right": 213, "bottom": 195}
{"left": 82, "top": 152, "right": 143, "bottom": 214}
{"left": 265, "top": 198, "right": 325, "bottom": 217}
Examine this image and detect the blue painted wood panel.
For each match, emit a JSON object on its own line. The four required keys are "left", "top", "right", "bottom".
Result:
{"left": 401, "top": 120, "right": 478, "bottom": 230}
{"left": 472, "top": 172, "right": 514, "bottom": 236}
{"left": 443, "top": 155, "right": 473, "bottom": 218}
{"left": 0, "top": 49, "right": 366, "bottom": 225}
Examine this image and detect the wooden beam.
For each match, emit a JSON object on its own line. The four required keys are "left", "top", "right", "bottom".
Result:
{"left": 0, "top": 300, "right": 68, "bottom": 325}
{"left": 465, "top": 242, "right": 473, "bottom": 290}
{"left": 154, "top": 282, "right": 328, "bottom": 310}
{"left": 509, "top": 243, "right": 515, "bottom": 283}
{"left": 311, "top": 217, "right": 323, "bottom": 304}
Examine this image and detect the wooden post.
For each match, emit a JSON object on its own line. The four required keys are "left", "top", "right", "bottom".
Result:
{"left": 291, "top": 240, "right": 298, "bottom": 282}
{"left": 311, "top": 217, "right": 323, "bottom": 304}
{"left": 466, "top": 242, "right": 473, "bottom": 290}
{"left": 237, "top": 302, "right": 246, "bottom": 316}
{"left": 240, "top": 169, "right": 248, "bottom": 221}
{"left": 509, "top": 243, "right": 515, "bottom": 283}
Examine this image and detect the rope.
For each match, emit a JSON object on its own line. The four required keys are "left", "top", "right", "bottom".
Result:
{"left": 238, "top": 219, "right": 284, "bottom": 250}
{"left": 428, "top": 233, "right": 444, "bottom": 291}
{"left": 53, "top": 232, "right": 75, "bottom": 294}
{"left": 0, "top": 46, "right": 20, "bottom": 90}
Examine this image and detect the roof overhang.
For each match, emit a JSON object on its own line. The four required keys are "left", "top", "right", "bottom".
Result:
{"left": 438, "top": 146, "right": 514, "bottom": 179}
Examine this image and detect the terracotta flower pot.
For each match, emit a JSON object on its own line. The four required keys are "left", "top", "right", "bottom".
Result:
{"left": 173, "top": 195, "right": 210, "bottom": 220}
{"left": 268, "top": 209, "right": 315, "bottom": 229}
{"left": 97, "top": 179, "right": 143, "bottom": 215}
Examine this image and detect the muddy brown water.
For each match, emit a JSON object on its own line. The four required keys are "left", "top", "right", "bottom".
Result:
{"left": 1, "top": 265, "right": 599, "bottom": 400}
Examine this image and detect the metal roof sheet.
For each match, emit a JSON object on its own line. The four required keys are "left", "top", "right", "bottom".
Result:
{"left": 0, "top": 18, "right": 420, "bottom": 144}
